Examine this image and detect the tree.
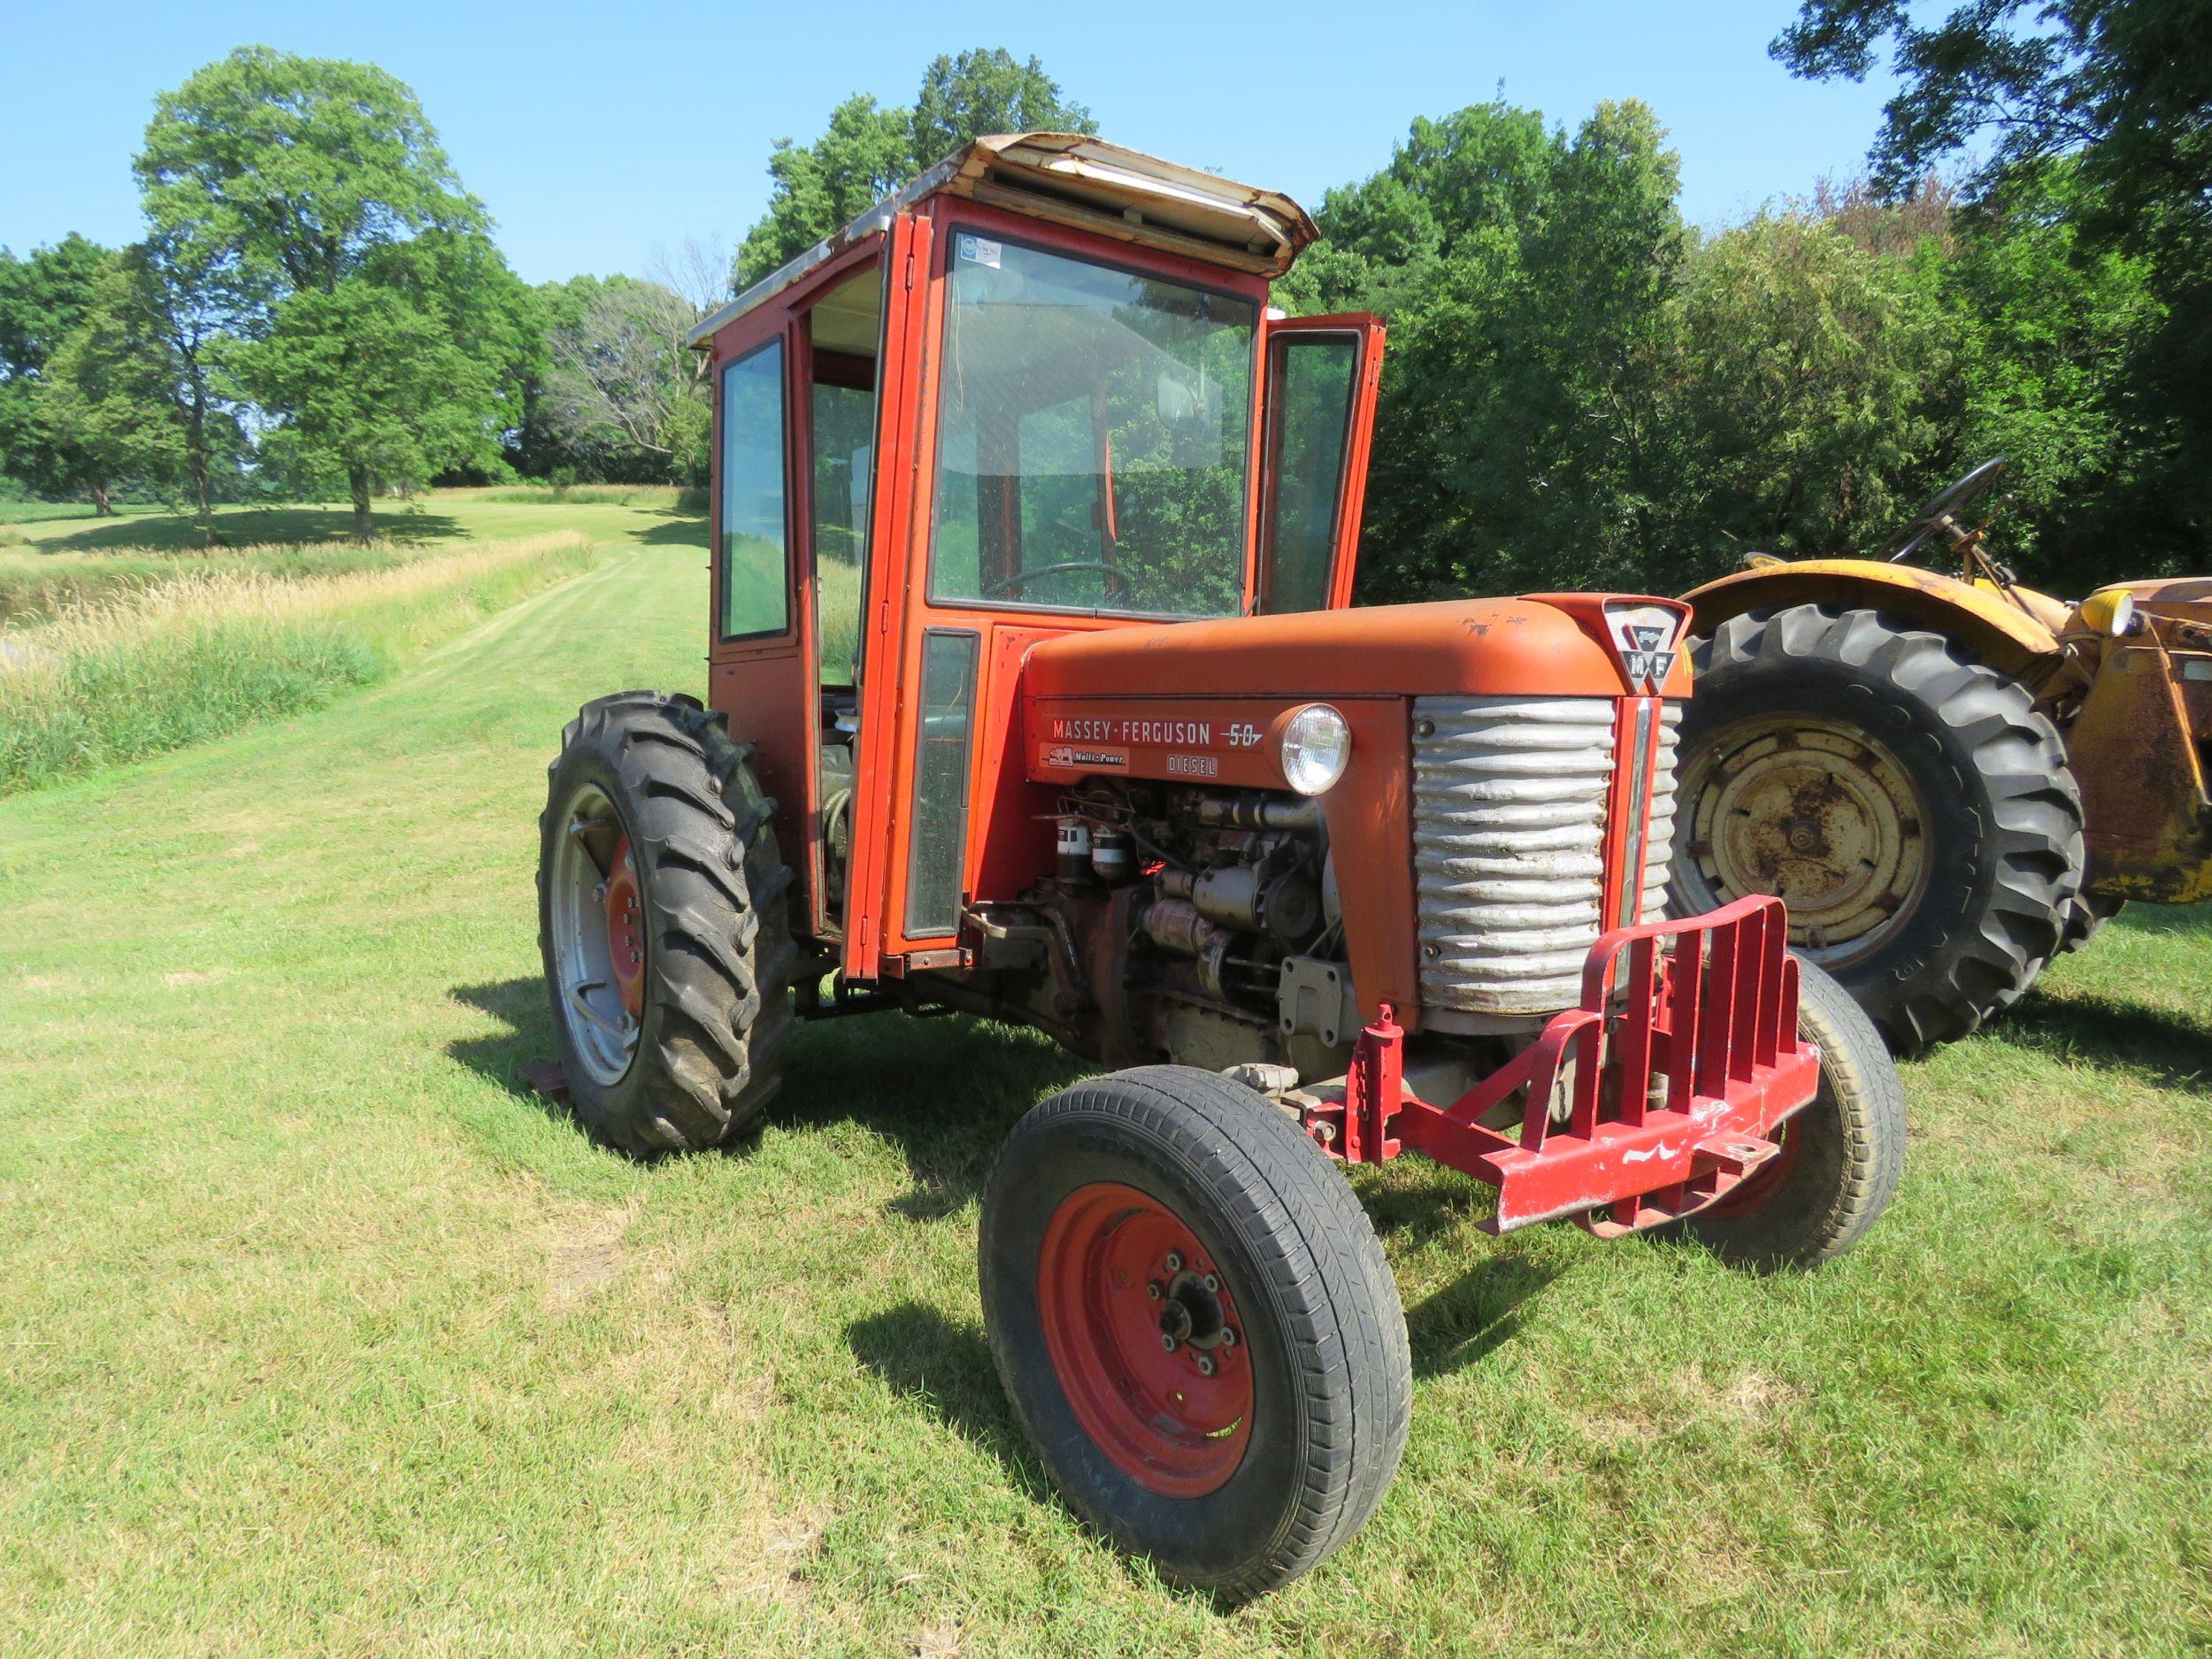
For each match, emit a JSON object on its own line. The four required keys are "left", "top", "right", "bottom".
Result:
{"left": 35, "top": 245, "right": 246, "bottom": 536}
{"left": 1668, "top": 213, "right": 1948, "bottom": 573}
{"left": 910, "top": 49, "right": 1094, "bottom": 165}
{"left": 136, "top": 48, "right": 529, "bottom": 538}
{"left": 738, "top": 50, "right": 1095, "bottom": 283}
{"left": 1281, "top": 100, "right": 1691, "bottom": 599}
{"left": 0, "top": 234, "right": 113, "bottom": 507}
{"left": 533, "top": 275, "right": 703, "bottom": 481}
{"left": 1774, "top": 0, "right": 2212, "bottom": 549}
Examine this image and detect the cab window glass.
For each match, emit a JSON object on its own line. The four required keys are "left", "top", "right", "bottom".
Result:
{"left": 719, "top": 339, "right": 788, "bottom": 638}
{"left": 1260, "top": 334, "right": 1357, "bottom": 614}
{"left": 928, "top": 235, "right": 1255, "bottom": 618}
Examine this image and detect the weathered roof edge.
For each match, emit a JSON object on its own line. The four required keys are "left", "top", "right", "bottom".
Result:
{"left": 686, "top": 132, "right": 1318, "bottom": 351}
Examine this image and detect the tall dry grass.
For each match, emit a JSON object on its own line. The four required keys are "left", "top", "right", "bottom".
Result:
{"left": 0, "top": 533, "right": 595, "bottom": 795}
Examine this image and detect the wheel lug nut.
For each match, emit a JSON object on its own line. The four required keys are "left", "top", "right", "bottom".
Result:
{"left": 1145, "top": 1282, "right": 1162, "bottom": 1302}
{"left": 1221, "top": 1326, "right": 1239, "bottom": 1348}
{"left": 1164, "top": 1251, "right": 1182, "bottom": 1272}
{"left": 1202, "top": 1274, "right": 1219, "bottom": 1294}
{"left": 1196, "top": 1356, "right": 1216, "bottom": 1376}
{"left": 1160, "top": 1333, "right": 1178, "bottom": 1351}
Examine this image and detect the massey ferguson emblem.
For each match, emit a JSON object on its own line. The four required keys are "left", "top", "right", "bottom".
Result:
{"left": 1614, "top": 622, "right": 1678, "bottom": 692}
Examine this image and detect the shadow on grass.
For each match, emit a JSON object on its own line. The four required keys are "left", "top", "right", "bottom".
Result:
{"left": 443, "top": 976, "right": 1087, "bottom": 1209}
{"left": 2004, "top": 987, "right": 2212, "bottom": 1094}
{"left": 29, "top": 504, "right": 464, "bottom": 553}
{"left": 847, "top": 1302, "right": 1055, "bottom": 1504}
{"left": 1405, "top": 1254, "right": 1556, "bottom": 1379}
{"left": 634, "top": 512, "right": 710, "bottom": 550}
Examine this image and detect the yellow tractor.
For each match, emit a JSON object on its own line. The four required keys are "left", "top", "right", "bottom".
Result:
{"left": 1674, "top": 458, "right": 2212, "bottom": 1053}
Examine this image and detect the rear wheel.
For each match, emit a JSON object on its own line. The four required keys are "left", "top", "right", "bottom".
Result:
{"left": 538, "top": 690, "right": 795, "bottom": 1156}
{"left": 1677, "top": 958, "right": 1905, "bottom": 1271}
{"left": 1674, "top": 604, "right": 2083, "bottom": 1055}
{"left": 979, "top": 1066, "right": 1410, "bottom": 1601}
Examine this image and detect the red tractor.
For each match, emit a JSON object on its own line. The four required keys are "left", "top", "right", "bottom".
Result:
{"left": 538, "top": 134, "right": 1902, "bottom": 1599}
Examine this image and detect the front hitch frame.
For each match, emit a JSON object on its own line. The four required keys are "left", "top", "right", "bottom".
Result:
{"left": 1300, "top": 895, "right": 1820, "bottom": 1236}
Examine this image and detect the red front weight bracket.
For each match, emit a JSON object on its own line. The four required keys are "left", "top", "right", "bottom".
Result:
{"left": 1308, "top": 895, "right": 1820, "bottom": 1237}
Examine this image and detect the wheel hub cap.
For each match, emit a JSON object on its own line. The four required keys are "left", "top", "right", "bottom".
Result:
{"left": 1686, "top": 718, "right": 1929, "bottom": 964}
{"left": 1037, "top": 1183, "right": 1252, "bottom": 1497}
{"left": 603, "top": 834, "right": 645, "bottom": 1019}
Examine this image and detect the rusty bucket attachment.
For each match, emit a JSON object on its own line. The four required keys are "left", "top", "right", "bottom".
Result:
{"left": 1302, "top": 895, "right": 1819, "bottom": 1236}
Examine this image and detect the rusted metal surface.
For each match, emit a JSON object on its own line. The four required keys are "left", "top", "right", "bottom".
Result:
{"left": 1683, "top": 559, "right": 2062, "bottom": 682}
{"left": 1304, "top": 895, "right": 1817, "bottom": 1235}
{"left": 1678, "top": 715, "right": 1928, "bottom": 965}
{"left": 2068, "top": 622, "right": 2212, "bottom": 904}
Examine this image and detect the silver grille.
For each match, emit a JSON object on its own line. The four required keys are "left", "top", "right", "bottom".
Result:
{"left": 1411, "top": 696, "right": 1681, "bottom": 1022}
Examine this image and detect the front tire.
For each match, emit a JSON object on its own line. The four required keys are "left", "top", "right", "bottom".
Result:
{"left": 1678, "top": 958, "right": 1905, "bottom": 1271}
{"left": 979, "top": 1067, "right": 1411, "bottom": 1601}
{"left": 1674, "top": 604, "right": 2083, "bottom": 1055}
{"left": 538, "top": 690, "right": 795, "bottom": 1156}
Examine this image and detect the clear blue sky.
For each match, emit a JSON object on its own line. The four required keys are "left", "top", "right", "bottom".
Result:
{"left": 2, "top": 0, "right": 1899, "bottom": 286}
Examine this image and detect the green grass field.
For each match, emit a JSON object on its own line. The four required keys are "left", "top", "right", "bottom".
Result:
{"left": 0, "top": 500, "right": 2206, "bottom": 1655}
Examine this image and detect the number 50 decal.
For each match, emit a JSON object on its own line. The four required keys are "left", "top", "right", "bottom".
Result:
{"left": 1226, "top": 722, "right": 1263, "bottom": 749}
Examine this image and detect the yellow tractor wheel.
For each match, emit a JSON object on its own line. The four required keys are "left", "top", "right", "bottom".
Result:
{"left": 1673, "top": 604, "right": 2083, "bottom": 1055}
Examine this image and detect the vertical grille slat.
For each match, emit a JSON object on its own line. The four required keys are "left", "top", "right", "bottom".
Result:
{"left": 1412, "top": 695, "right": 1682, "bottom": 1019}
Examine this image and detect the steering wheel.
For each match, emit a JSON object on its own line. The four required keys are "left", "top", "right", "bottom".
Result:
{"left": 1878, "top": 457, "right": 2009, "bottom": 563}
{"left": 981, "top": 561, "right": 1133, "bottom": 602}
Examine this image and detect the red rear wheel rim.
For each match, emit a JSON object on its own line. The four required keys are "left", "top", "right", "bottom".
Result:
{"left": 1036, "top": 1182, "right": 1253, "bottom": 1498}
{"left": 603, "top": 834, "right": 646, "bottom": 1019}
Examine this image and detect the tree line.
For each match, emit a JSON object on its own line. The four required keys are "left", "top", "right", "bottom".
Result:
{"left": 1, "top": 12, "right": 2200, "bottom": 596}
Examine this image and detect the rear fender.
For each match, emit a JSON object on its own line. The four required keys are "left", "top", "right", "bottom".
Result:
{"left": 1683, "top": 561, "right": 2063, "bottom": 683}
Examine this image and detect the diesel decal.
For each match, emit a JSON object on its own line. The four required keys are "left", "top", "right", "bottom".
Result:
{"left": 1165, "top": 754, "right": 1219, "bottom": 778}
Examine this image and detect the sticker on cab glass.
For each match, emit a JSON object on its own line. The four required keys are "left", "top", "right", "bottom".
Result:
{"left": 957, "top": 234, "right": 1002, "bottom": 269}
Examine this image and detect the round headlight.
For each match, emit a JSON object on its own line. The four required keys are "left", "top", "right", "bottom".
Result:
{"left": 1279, "top": 703, "right": 1352, "bottom": 796}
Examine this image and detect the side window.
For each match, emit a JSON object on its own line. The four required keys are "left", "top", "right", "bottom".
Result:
{"left": 1259, "top": 333, "right": 1359, "bottom": 615}
{"left": 719, "top": 339, "right": 788, "bottom": 639}
{"left": 811, "top": 380, "right": 872, "bottom": 685}
{"left": 905, "top": 630, "right": 980, "bottom": 937}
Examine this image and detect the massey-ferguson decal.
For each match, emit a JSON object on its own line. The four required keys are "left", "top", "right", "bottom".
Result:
{"left": 1027, "top": 701, "right": 1317, "bottom": 789}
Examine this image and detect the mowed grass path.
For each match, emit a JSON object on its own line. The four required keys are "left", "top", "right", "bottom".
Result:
{"left": 1, "top": 509, "right": 2208, "bottom": 1655}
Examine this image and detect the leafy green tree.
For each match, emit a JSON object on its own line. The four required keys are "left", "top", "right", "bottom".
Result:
{"left": 1668, "top": 213, "right": 1948, "bottom": 574}
{"left": 35, "top": 244, "right": 247, "bottom": 540}
{"left": 532, "top": 274, "right": 704, "bottom": 482}
{"left": 1774, "top": 0, "right": 2212, "bottom": 559}
{"left": 136, "top": 48, "right": 530, "bottom": 538}
{"left": 1284, "top": 100, "right": 1690, "bottom": 598}
{"left": 910, "top": 50, "right": 1094, "bottom": 165}
{"left": 0, "top": 234, "right": 113, "bottom": 507}
{"left": 739, "top": 50, "right": 1095, "bottom": 283}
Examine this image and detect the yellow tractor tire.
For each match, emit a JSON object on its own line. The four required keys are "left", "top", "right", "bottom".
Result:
{"left": 1672, "top": 604, "right": 2084, "bottom": 1056}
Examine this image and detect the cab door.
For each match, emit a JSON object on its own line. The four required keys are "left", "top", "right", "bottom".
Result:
{"left": 1255, "top": 314, "right": 1386, "bottom": 613}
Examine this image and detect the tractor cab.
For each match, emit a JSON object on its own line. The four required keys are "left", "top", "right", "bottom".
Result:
{"left": 685, "top": 134, "right": 1380, "bottom": 972}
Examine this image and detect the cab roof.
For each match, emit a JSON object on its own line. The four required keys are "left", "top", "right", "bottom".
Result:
{"left": 686, "top": 132, "right": 1319, "bottom": 351}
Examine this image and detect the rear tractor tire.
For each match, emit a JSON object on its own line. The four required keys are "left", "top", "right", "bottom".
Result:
{"left": 538, "top": 690, "right": 796, "bottom": 1157}
{"left": 1671, "top": 957, "right": 1905, "bottom": 1271}
{"left": 1673, "top": 604, "right": 2083, "bottom": 1055}
{"left": 979, "top": 1066, "right": 1412, "bottom": 1601}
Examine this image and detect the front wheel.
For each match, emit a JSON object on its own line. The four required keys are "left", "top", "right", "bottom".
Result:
{"left": 979, "top": 1067, "right": 1411, "bottom": 1601}
{"left": 1676, "top": 957, "right": 1906, "bottom": 1271}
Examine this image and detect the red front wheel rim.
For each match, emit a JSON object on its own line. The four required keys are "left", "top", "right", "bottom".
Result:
{"left": 1036, "top": 1183, "right": 1253, "bottom": 1498}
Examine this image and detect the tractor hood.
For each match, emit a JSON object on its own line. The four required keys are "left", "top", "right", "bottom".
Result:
{"left": 1020, "top": 595, "right": 1689, "bottom": 704}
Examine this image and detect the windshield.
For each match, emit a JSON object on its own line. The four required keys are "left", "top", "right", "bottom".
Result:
{"left": 927, "top": 234, "right": 1256, "bottom": 618}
